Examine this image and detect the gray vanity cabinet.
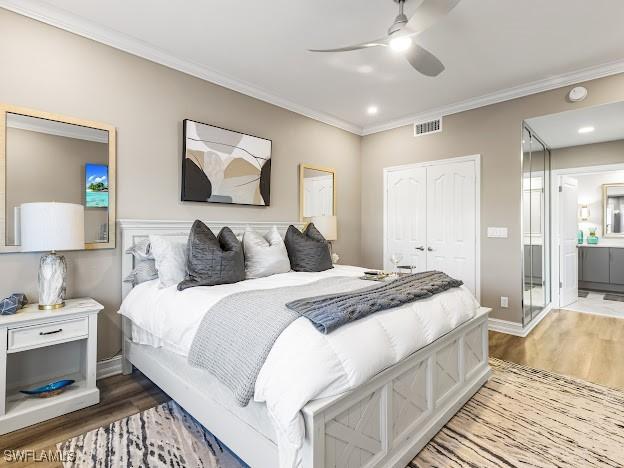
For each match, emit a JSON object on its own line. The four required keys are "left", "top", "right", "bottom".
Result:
{"left": 610, "top": 248, "right": 624, "bottom": 285}
{"left": 578, "top": 246, "right": 624, "bottom": 291}
{"left": 579, "top": 247, "right": 610, "bottom": 284}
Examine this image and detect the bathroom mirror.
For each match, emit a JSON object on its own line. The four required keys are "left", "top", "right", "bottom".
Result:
{"left": 603, "top": 183, "right": 624, "bottom": 237}
{"left": 0, "top": 104, "right": 116, "bottom": 252}
{"left": 299, "top": 164, "right": 335, "bottom": 221}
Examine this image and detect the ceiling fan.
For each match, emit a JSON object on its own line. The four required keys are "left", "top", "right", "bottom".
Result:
{"left": 309, "top": 0, "right": 460, "bottom": 77}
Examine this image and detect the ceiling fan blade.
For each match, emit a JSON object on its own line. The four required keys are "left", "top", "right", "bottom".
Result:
{"left": 308, "top": 38, "right": 388, "bottom": 53}
{"left": 404, "top": 0, "right": 461, "bottom": 36}
{"left": 405, "top": 44, "right": 445, "bottom": 76}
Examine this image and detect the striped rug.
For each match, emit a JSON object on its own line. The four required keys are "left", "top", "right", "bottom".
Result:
{"left": 58, "top": 359, "right": 624, "bottom": 467}
{"left": 411, "top": 358, "right": 624, "bottom": 467}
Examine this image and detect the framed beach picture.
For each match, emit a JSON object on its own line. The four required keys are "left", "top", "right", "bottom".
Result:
{"left": 85, "top": 163, "right": 109, "bottom": 208}
{"left": 181, "top": 119, "right": 272, "bottom": 206}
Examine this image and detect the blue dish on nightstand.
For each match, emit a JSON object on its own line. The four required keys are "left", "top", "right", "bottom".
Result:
{"left": 20, "top": 379, "right": 75, "bottom": 398}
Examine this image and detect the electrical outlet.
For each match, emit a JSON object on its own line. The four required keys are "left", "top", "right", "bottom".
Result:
{"left": 500, "top": 296, "right": 509, "bottom": 308}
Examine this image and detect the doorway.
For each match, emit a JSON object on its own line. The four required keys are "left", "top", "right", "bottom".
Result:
{"left": 383, "top": 155, "right": 481, "bottom": 299}
{"left": 526, "top": 100, "right": 624, "bottom": 320}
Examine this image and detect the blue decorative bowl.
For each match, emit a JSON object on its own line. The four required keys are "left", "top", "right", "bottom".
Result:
{"left": 20, "top": 379, "right": 75, "bottom": 398}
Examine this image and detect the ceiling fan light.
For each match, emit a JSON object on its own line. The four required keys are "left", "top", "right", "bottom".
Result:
{"left": 389, "top": 36, "right": 412, "bottom": 52}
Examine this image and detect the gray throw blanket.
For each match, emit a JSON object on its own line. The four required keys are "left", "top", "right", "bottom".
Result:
{"left": 287, "top": 271, "right": 463, "bottom": 333}
{"left": 188, "top": 271, "right": 462, "bottom": 406}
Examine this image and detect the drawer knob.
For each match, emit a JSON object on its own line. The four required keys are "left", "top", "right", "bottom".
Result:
{"left": 39, "top": 328, "right": 63, "bottom": 336}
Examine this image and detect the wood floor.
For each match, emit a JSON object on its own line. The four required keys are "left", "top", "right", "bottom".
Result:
{"left": 490, "top": 308, "right": 624, "bottom": 391}
{"left": 1, "top": 308, "right": 623, "bottom": 467}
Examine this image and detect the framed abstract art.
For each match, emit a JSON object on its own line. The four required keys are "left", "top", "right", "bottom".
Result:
{"left": 181, "top": 119, "right": 272, "bottom": 206}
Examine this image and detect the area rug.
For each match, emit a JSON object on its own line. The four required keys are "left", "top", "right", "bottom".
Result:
{"left": 58, "top": 359, "right": 624, "bottom": 467}
{"left": 57, "top": 401, "right": 246, "bottom": 468}
{"left": 411, "top": 358, "right": 624, "bottom": 467}
{"left": 603, "top": 293, "right": 624, "bottom": 302}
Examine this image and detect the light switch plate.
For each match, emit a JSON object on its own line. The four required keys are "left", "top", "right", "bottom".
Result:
{"left": 488, "top": 227, "right": 508, "bottom": 238}
{"left": 500, "top": 296, "right": 509, "bottom": 308}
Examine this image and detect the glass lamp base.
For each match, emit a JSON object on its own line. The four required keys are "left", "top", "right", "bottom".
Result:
{"left": 38, "top": 252, "right": 67, "bottom": 310}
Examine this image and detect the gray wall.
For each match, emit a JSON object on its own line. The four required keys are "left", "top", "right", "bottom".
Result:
{"left": 0, "top": 9, "right": 362, "bottom": 360}
{"left": 361, "top": 74, "right": 624, "bottom": 323}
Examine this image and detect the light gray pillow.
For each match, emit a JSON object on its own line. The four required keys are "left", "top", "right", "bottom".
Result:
{"left": 149, "top": 234, "right": 189, "bottom": 288}
{"left": 243, "top": 227, "right": 291, "bottom": 279}
{"left": 123, "top": 239, "right": 158, "bottom": 286}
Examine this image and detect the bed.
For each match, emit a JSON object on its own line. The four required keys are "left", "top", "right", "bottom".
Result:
{"left": 119, "top": 219, "right": 491, "bottom": 468}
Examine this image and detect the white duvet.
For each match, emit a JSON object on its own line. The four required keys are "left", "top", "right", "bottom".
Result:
{"left": 119, "top": 265, "right": 479, "bottom": 468}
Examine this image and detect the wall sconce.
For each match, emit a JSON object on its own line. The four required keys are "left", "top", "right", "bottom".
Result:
{"left": 580, "top": 205, "right": 590, "bottom": 221}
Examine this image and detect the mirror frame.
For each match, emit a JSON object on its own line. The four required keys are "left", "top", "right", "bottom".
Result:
{"left": 0, "top": 104, "right": 117, "bottom": 252}
{"left": 603, "top": 183, "right": 624, "bottom": 238}
{"left": 299, "top": 164, "right": 336, "bottom": 222}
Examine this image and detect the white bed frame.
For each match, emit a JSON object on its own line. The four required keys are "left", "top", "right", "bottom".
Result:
{"left": 120, "top": 219, "right": 491, "bottom": 468}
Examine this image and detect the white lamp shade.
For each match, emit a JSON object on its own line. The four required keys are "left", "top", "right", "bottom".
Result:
{"left": 20, "top": 202, "right": 85, "bottom": 252}
{"left": 311, "top": 215, "right": 338, "bottom": 241}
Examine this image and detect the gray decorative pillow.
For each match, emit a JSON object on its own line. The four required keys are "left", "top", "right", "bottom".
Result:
{"left": 124, "top": 239, "right": 158, "bottom": 286}
{"left": 243, "top": 226, "right": 291, "bottom": 279}
{"left": 178, "top": 221, "right": 245, "bottom": 290}
{"left": 284, "top": 223, "right": 333, "bottom": 272}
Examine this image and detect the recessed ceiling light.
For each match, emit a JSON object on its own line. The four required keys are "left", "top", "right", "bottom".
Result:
{"left": 389, "top": 36, "right": 412, "bottom": 52}
{"left": 578, "top": 126, "right": 595, "bottom": 134}
{"left": 367, "top": 106, "right": 379, "bottom": 115}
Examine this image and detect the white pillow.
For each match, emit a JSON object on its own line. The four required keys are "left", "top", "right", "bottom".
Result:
{"left": 243, "top": 227, "right": 291, "bottom": 279}
{"left": 149, "top": 234, "right": 188, "bottom": 288}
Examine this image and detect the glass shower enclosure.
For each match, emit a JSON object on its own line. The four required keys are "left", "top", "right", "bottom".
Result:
{"left": 522, "top": 124, "right": 552, "bottom": 326}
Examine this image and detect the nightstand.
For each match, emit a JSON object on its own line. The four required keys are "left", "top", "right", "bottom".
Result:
{"left": 0, "top": 298, "right": 103, "bottom": 435}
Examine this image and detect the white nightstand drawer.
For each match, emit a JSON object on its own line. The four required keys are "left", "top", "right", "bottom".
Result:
{"left": 7, "top": 317, "right": 89, "bottom": 352}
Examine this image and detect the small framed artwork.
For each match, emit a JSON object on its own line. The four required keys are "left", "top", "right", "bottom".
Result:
{"left": 181, "top": 119, "right": 272, "bottom": 206}
{"left": 85, "top": 163, "right": 109, "bottom": 208}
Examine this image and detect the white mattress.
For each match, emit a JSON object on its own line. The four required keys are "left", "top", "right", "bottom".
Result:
{"left": 120, "top": 265, "right": 480, "bottom": 467}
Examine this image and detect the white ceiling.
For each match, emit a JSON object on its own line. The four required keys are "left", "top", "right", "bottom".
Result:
{"left": 527, "top": 101, "right": 624, "bottom": 149}
{"left": 3, "top": 0, "right": 624, "bottom": 134}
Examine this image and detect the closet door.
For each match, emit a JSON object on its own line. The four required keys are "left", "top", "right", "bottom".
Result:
{"left": 385, "top": 167, "right": 427, "bottom": 272}
{"left": 426, "top": 161, "right": 477, "bottom": 294}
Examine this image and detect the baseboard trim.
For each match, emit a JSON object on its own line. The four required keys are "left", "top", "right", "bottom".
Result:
{"left": 488, "top": 305, "right": 552, "bottom": 337}
{"left": 97, "top": 355, "right": 123, "bottom": 380}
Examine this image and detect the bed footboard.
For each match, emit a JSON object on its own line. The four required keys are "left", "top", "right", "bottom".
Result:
{"left": 301, "top": 307, "right": 491, "bottom": 468}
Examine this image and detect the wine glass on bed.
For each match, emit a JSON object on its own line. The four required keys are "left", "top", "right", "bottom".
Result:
{"left": 390, "top": 252, "right": 403, "bottom": 274}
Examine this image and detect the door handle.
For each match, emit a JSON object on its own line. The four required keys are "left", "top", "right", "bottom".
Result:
{"left": 428, "top": 247, "right": 434, "bottom": 252}
{"left": 415, "top": 246, "right": 425, "bottom": 251}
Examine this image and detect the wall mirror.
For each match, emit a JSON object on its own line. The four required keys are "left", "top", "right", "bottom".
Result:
{"left": 299, "top": 164, "right": 336, "bottom": 221}
{"left": 604, "top": 183, "right": 624, "bottom": 237}
{"left": 0, "top": 105, "right": 116, "bottom": 252}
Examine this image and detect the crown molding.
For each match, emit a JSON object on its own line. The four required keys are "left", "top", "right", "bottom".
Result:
{"left": 3, "top": 2, "right": 624, "bottom": 138}
{"left": 0, "top": 1, "right": 363, "bottom": 135}
{"left": 361, "top": 59, "right": 624, "bottom": 135}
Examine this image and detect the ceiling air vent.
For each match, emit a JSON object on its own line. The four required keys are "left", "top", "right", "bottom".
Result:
{"left": 414, "top": 117, "right": 442, "bottom": 137}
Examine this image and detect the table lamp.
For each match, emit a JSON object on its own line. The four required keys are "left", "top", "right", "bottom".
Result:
{"left": 20, "top": 202, "right": 85, "bottom": 310}
{"left": 311, "top": 215, "right": 339, "bottom": 263}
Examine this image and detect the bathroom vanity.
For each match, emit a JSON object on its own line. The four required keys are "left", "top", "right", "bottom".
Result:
{"left": 578, "top": 245, "right": 624, "bottom": 293}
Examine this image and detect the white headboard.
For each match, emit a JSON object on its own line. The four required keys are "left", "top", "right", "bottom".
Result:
{"left": 119, "top": 219, "right": 303, "bottom": 299}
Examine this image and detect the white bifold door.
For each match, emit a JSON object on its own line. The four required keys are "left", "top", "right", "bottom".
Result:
{"left": 385, "top": 159, "right": 478, "bottom": 296}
